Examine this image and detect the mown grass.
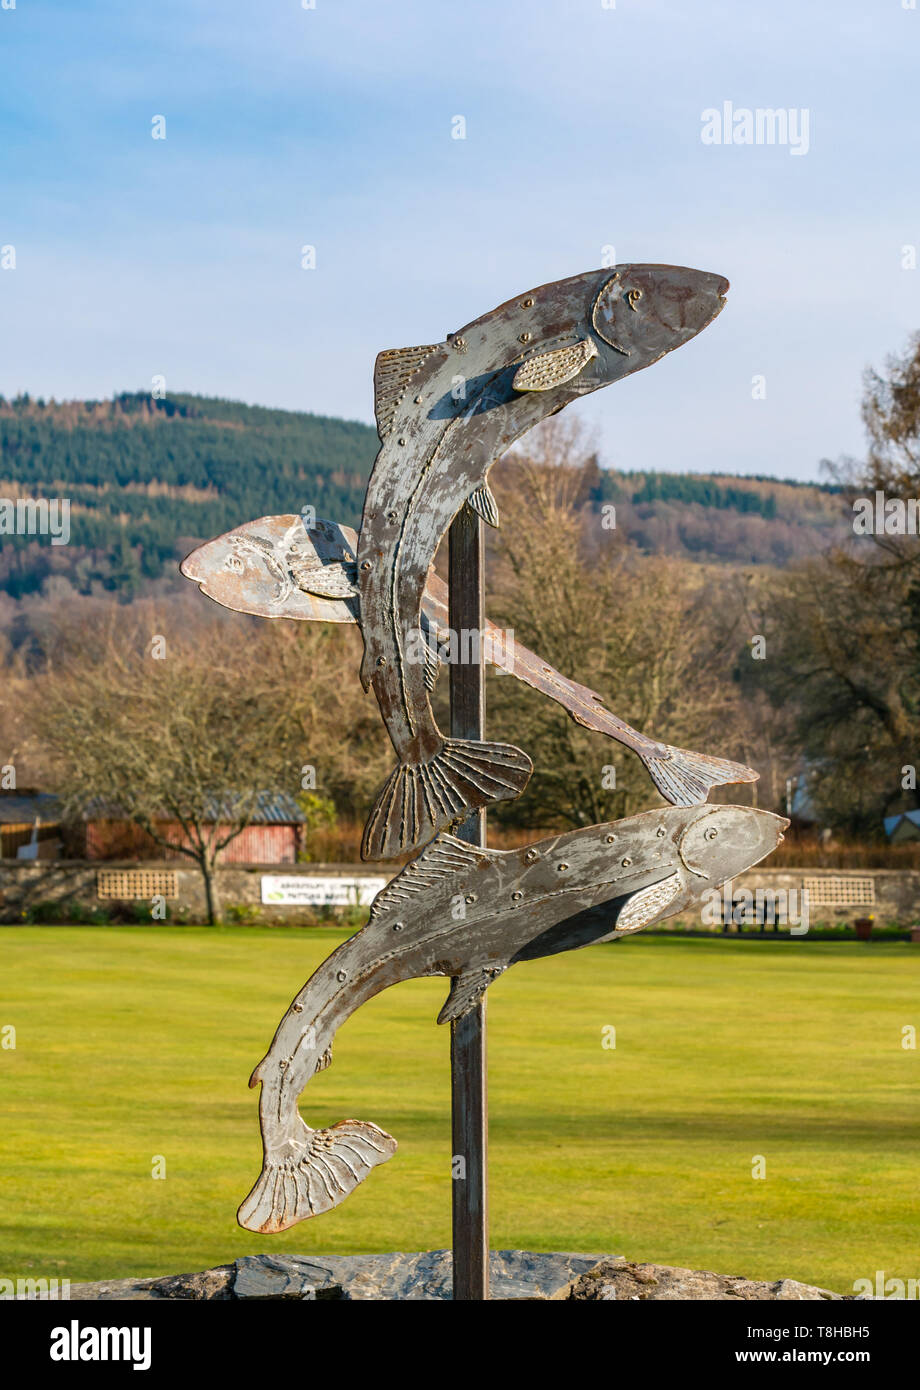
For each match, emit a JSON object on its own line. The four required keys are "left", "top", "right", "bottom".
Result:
{"left": 1, "top": 928, "right": 916, "bottom": 1292}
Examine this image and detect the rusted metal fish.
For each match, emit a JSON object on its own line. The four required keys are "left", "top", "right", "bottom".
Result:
{"left": 181, "top": 515, "right": 757, "bottom": 805}
{"left": 356, "top": 265, "right": 730, "bottom": 860}
{"left": 237, "top": 802, "right": 785, "bottom": 1233}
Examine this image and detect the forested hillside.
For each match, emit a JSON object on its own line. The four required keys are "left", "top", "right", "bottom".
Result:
{"left": 0, "top": 393, "right": 378, "bottom": 597}
{"left": 3, "top": 326, "right": 918, "bottom": 847}
{"left": 0, "top": 391, "right": 848, "bottom": 598}
{"left": 593, "top": 468, "right": 847, "bottom": 566}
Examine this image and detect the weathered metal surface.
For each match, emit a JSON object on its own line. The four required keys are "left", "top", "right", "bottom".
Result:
{"left": 356, "top": 265, "right": 730, "bottom": 861}
{"left": 447, "top": 504, "right": 489, "bottom": 1301}
{"left": 179, "top": 515, "right": 359, "bottom": 624}
{"left": 180, "top": 515, "right": 758, "bottom": 805}
{"left": 236, "top": 803, "right": 786, "bottom": 1234}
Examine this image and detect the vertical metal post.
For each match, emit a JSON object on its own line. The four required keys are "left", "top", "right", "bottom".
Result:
{"left": 448, "top": 505, "right": 489, "bottom": 1301}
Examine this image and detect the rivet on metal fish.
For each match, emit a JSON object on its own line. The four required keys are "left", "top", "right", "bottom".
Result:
{"left": 237, "top": 802, "right": 785, "bottom": 1233}
{"left": 356, "top": 265, "right": 730, "bottom": 860}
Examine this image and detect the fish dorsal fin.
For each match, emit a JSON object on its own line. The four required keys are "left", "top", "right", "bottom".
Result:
{"left": 437, "top": 964, "right": 507, "bottom": 1025}
{"left": 369, "top": 833, "right": 493, "bottom": 919}
{"left": 466, "top": 482, "right": 500, "bottom": 528}
{"left": 374, "top": 344, "right": 439, "bottom": 439}
{"left": 512, "top": 337, "right": 598, "bottom": 393}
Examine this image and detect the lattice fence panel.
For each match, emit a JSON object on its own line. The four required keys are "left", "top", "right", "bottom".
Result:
{"left": 97, "top": 869, "right": 179, "bottom": 900}
{"left": 802, "top": 876, "right": 875, "bottom": 907}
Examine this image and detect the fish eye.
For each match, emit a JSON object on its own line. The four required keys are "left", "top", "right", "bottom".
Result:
{"left": 591, "top": 273, "right": 633, "bottom": 355}
{"left": 627, "top": 288, "right": 643, "bottom": 311}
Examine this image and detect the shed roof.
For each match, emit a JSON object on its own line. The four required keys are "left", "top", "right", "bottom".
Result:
{"left": 0, "top": 793, "right": 62, "bottom": 825}
{"left": 883, "top": 809, "right": 920, "bottom": 840}
{"left": 83, "top": 791, "right": 306, "bottom": 824}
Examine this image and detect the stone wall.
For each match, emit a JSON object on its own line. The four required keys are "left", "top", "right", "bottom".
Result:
{"left": 732, "top": 867, "right": 920, "bottom": 929}
{"left": 0, "top": 858, "right": 917, "bottom": 927}
{"left": 0, "top": 859, "right": 390, "bottom": 924}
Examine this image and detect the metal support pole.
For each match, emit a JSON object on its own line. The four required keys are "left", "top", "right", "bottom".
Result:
{"left": 448, "top": 505, "right": 489, "bottom": 1301}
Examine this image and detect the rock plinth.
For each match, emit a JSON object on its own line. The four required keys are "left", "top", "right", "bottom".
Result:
{"left": 66, "top": 1251, "right": 844, "bottom": 1302}
{"left": 551, "top": 1259, "right": 842, "bottom": 1301}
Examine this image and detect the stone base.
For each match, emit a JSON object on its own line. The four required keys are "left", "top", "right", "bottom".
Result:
{"left": 551, "top": 1259, "right": 843, "bottom": 1301}
{"left": 66, "top": 1251, "right": 844, "bottom": 1302}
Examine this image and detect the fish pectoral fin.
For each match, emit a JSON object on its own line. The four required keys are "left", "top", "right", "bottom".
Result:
{"left": 437, "top": 964, "right": 506, "bottom": 1025}
{"left": 288, "top": 558, "right": 359, "bottom": 600}
{"left": 466, "top": 482, "right": 500, "bottom": 528}
{"left": 597, "top": 874, "right": 683, "bottom": 944}
{"left": 512, "top": 338, "right": 598, "bottom": 393}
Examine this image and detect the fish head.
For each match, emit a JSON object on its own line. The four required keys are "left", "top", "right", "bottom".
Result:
{"left": 678, "top": 805, "right": 788, "bottom": 888}
{"left": 589, "top": 263, "right": 729, "bottom": 372}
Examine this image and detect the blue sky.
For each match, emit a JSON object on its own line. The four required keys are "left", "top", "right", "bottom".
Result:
{"left": 1, "top": 0, "right": 918, "bottom": 479}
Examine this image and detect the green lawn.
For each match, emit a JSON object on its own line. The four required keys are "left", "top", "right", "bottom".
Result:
{"left": 1, "top": 927, "right": 917, "bottom": 1293}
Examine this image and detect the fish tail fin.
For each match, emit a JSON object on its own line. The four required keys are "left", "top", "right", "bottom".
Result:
{"left": 641, "top": 745, "right": 758, "bottom": 806}
{"left": 361, "top": 738, "right": 532, "bottom": 860}
{"left": 237, "top": 1118, "right": 397, "bottom": 1234}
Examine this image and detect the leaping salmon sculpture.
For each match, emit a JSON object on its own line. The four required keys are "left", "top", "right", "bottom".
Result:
{"left": 173, "top": 261, "right": 787, "bottom": 1252}
{"left": 237, "top": 803, "right": 786, "bottom": 1233}
{"left": 180, "top": 515, "right": 758, "bottom": 808}
{"left": 356, "top": 265, "right": 731, "bottom": 860}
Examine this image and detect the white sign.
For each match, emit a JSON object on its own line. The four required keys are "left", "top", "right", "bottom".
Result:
{"left": 261, "top": 875, "right": 388, "bottom": 907}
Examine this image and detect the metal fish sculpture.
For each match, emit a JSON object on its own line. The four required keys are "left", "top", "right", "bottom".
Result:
{"left": 180, "top": 515, "right": 758, "bottom": 807}
{"left": 357, "top": 264, "right": 730, "bottom": 860}
{"left": 237, "top": 802, "right": 785, "bottom": 1233}
{"left": 180, "top": 516, "right": 362, "bottom": 625}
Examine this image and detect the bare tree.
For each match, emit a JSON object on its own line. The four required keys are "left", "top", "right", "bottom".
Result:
{"left": 755, "top": 546, "right": 919, "bottom": 833}
{"left": 33, "top": 614, "right": 310, "bottom": 922}
{"left": 757, "top": 336, "right": 920, "bottom": 832}
{"left": 862, "top": 332, "right": 920, "bottom": 503}
{"left": 485, "top": 422, "right": 758, "bottom": 828}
